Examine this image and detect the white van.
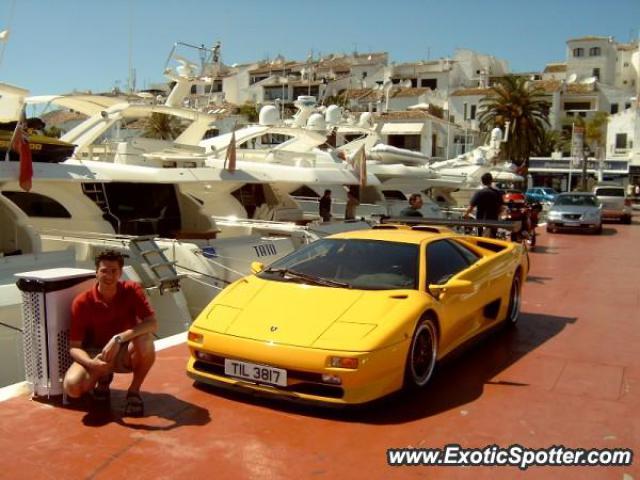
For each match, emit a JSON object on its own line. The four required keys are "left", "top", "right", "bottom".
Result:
{"left": 592, "top": 185, "right": 632, "bottom": 224}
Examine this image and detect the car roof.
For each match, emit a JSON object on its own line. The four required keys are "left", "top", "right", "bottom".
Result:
{"left": 329, "top": 226, "right": 452, "bottom": 244}
{"left": 557, "top": 192, "right": 595, "bottom": 196}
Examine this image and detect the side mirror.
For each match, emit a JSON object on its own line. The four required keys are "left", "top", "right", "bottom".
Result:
{"left": 428, "top": 279, "right": 474, "bottom": 298}
{"left": 250, "top": 261, "right": 265, "bottom": 274}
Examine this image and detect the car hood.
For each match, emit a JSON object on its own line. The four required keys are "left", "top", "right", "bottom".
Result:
{"left": 198, "top": 277, "right": 417, "bottom": 348}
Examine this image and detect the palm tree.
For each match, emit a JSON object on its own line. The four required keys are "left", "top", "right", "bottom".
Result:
{"left": 142, "top": 113, "right": 183, "bottom": 140}
{"left": 478, "top": 76, "right": 550, "bottom": 172}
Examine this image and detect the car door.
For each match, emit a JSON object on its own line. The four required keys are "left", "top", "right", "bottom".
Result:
{"left": 424, "top": 239, "right": 488, "bottom": 356}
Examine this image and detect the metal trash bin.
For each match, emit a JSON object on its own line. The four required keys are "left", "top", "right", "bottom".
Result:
{"left": 15, "top": 268, "right": 95, "bottom": 397}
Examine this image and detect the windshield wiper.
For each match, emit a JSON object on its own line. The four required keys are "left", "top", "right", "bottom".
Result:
{"left": 264, "top": 268, "right": 351, "bottom": 288}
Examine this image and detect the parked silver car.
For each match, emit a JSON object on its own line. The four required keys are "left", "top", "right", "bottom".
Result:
{"left": 592, "top": 185, "right": 632, "bottom": 224}
{"left": 546, "top": 193, "right": 602, "bottom": 234}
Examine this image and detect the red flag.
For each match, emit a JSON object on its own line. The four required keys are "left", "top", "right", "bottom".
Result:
{"left": 11, "top": 115, "right": 33, "bottom": 192}
{"left": 224, "top": 130, "right": 237, "bottom": 173}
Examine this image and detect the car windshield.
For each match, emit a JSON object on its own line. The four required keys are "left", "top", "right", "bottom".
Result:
{"left": 542, "top": 188, "right": 557, "bottom": 195}
{"left": 595, "top": 188, "right": 624, "bottom": 197}
{"left": 554, "top": 195, "right": 599, "bottom": 207}
{"left": 259, "top": 238, "right": 419, "bottom": 290}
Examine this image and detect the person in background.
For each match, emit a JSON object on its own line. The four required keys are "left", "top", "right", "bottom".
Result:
{"left": 63, "top": 250, "right": 157, "bottom": 416}
{"left": 464, "top": 172, "right": 504, "bottom": 238}
{"left": 345, "top": 190, "right": 360, "bottom": 220}
{"left": 400, "top": 193, "right": 424, "bottom": 217}
{"left": 319, "top": 189, "right": 332, "bottom": 222}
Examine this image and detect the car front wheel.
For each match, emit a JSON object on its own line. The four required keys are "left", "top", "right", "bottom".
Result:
{"left": 404, "top": 318, "right": 438, "bottom": 389}
{"left": 506, "top": 274, "right": 522, "bottom": 325}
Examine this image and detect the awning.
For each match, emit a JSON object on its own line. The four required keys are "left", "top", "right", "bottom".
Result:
{"left": 381, "top": 122, "right": 424, "bottom": 135}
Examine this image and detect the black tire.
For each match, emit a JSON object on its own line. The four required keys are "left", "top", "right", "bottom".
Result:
{"left": 594, "top": 225, "right": 603, "bottom": 235}
{"left": 505, "top": 273, "right": 522, "bottom": 326}
{"left": 622, "top": 215, "right": 632, "bottom": 225}
{"left": 546, "top": 225, "right": 555, "bottom": 234}
{"left": 404, "top": 318, "right": 438, "bottom": 390}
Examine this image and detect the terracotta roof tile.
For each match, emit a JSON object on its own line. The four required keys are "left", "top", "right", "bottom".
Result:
{"left": 39, "top": 110, "right": 88, "bottom": 126}
{"left": 544, "top": 64, "right": 567, "bottom": 73}
{"left": 343, "top": 88, "right": 381, "bottom": 101}
{"left": 391, "top": 88, "right": 430, "bottom": 98}
{"left": 530, "top": 80, "right": 562, "bottom": 93}
{"left": 567, "top": 36, "right": 611, "bottom": 42}
{"left": 450, "top": 87, "right": 492, "bottom": 97}
{"left": 372, "top": 110, "right": 452, "bottom": 125}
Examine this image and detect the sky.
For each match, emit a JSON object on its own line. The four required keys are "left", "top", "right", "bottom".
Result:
{"left": 1, "top": 0, "right": 639, "bottom": 95}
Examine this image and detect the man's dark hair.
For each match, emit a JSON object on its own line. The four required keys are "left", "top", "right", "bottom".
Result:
{"left": 408, "top": 193, "right": 422, "bottom": 205}
{"left": 324, "top": 189, "right": 331, "bottom": 195}
{"left": 94, "top": 249, "right": 126, "bottom": 269}
{"left": 481, "top": 172, "right": 493, "bottom": 186}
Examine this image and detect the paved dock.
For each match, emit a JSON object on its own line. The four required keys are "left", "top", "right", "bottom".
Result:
{"left": 0, "top": 222, "right": 638, "bottom": 479}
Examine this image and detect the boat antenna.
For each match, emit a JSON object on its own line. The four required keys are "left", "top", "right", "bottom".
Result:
{"left": 0, "top": 0, "right": 17, "bottom": 72}
{"left": 127, "top": 0, "right": 134, "bottom": 93}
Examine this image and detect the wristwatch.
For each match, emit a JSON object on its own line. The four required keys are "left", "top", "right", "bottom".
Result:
{"left": 113, "top": 334, "right": 123, "bottom": 345}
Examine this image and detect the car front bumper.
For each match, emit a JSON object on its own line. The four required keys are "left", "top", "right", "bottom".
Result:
{"left": 186, "top": 327, "right": 409, "bottom": 405}
{"left": 547, "top": 219, "right": 600, "bottom": 231}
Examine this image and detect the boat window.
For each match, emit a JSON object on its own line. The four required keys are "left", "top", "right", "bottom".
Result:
{"left": 382, "top": 190, "right": 407, "bottom": 201}
{"left": 231, "top": 184, "right": 267, "bottom": 218}
{"left": 99, "top": 183, "right": 181, "bottom": 236}
{"left": 1, "top": 191, "right": 71, "bottom": 218}
{"left": 260, "top": 238, "right": 419, "bottom": 290}
{"left": 426, "top": 240, "right": 472, "bottom": 286}
{"left": 290, "top": 185, "right": 320, "bottom": 198}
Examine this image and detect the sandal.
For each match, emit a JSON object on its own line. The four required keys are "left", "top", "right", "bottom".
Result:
{"left": 124, "top": 391, "right": 144, "bottom": 417}
{"left": 93, "top": 373, "right": 113, "bottom": 402}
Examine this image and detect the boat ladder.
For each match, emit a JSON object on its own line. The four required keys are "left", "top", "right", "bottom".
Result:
{"left": 128, "top": 236, "right": 181, "bottom": 294}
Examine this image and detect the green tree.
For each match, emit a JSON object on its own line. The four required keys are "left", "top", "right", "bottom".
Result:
{"left": 478, "top": 76, "right": 550, "bottom": 172}
{"left": 584, "top": 111, "right": 609, "bottom": 158}
{"left": 237, "top": 103, "right": 259, "bottom": 123}
{"left": 142, "top": 113, "right": 183, "bottom": 140}
{"left": 533, "top": 129, "right": 563, "bottom": 157}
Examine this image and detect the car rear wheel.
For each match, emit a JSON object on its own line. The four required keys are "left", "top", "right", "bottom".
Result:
{"left": 506, "top": 274, "right": 522, "bottom": 326}
{"left": 546, "top": 225, "right": 555, "bottom": 233}
{"left": 622, "top": 215, "right": 632, "bottom": 225}
{"left": 404, "top": 318, "right": 438, "bottom": 389}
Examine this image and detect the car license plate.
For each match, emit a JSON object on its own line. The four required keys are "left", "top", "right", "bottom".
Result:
{"left": 565, "top": 221, "right": 580, "bottom": 226}
{"left": 224, "top": 359, "right": 287, "bottom": 387}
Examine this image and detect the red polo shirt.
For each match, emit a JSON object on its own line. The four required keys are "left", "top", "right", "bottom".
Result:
{"left": 70, "top": 280, "right": 154, "bottom": 349}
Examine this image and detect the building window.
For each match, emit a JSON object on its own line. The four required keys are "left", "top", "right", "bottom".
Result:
{"left": 610, "top": 103, "right": 619, "bottom": 114}
{"left": 592, "top": 68, "right": 600, "bottom": 80}
{"left": 463, "top": 103, "right": 468, "bottom": 120}
{"left": 2, "top": 191, "right": 72, "bottom": 218}
{"left": 573, "top": 48, "right": 584, "bottom": 57}
{"left": 387, "top": 134, "right": 421, "bottom": 152}
{"left": 625, "top": 103, "right": 631, "bottom": 110}
{"left": 470, "top": 105, "right": 477, "bottom": 120}
{"left": 589, "top": 47, "right": 601, "bottom": 56}
{"left": 421, "top": 78, "right": 437, "bottom": 89}
{"left": 190, "top": 85, "right": 198, "bottom": 94}
{"left": 564, "top": 102, "right": 591, "bottom": 111}
{"left": 615, "top": 133, "right": 627, "bottom": 149}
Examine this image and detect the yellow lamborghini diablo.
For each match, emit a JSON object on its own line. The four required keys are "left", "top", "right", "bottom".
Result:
{"left": 187, "top": 225, "right": 528, "bottom": 405}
